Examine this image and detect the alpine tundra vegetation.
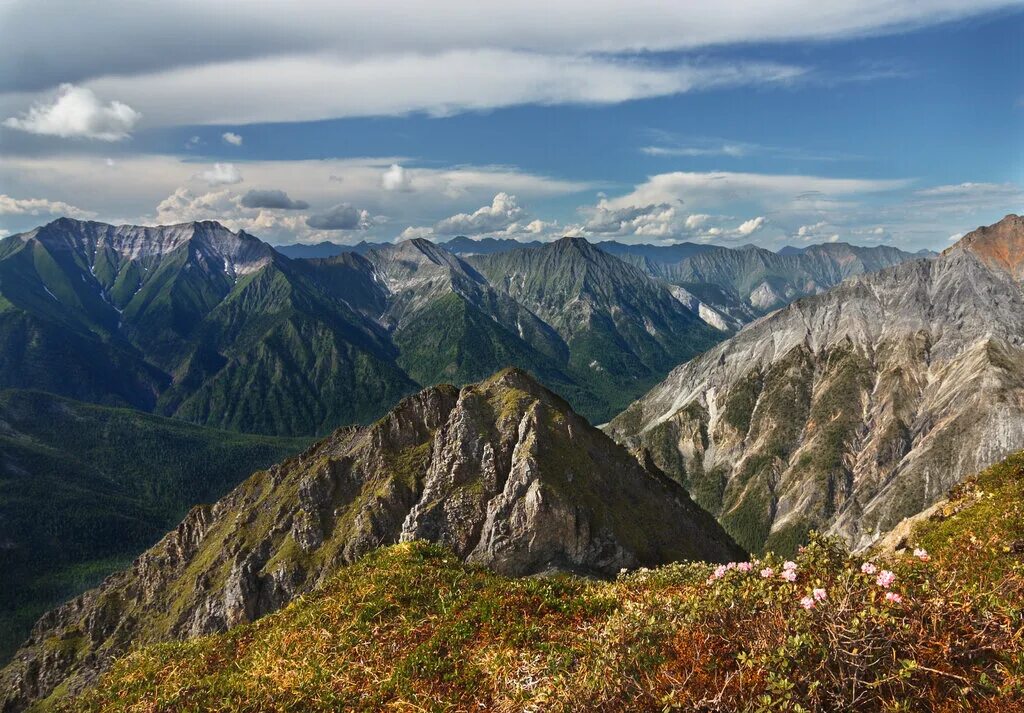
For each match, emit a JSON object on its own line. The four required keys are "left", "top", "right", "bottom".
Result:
{"left": 66, "top": 449, "right": 1024, "bottom": 712}
{"left": 2, "top": 0, "right": 1023, "bottom": 709}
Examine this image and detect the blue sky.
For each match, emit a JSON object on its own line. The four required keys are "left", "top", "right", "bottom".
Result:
{"left": 0, "top": 0, "right": 1021, "bottom": 250}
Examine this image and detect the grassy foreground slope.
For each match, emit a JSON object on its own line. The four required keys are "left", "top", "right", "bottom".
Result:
{"left": 0, "top": 390, "right": 309, "bottom": 664}
{"left": 74, "top": 452, "right": 1024, "bottom": 712}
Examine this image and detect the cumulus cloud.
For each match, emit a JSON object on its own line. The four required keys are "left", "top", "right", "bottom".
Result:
{"left": 0, "top": 194, "right": 95, "bottom": 219}
{"left": 737, "top": 216, "right": 766, "bottom": 236}
{"left": 152, "top": 186, "right": 317, "bottom": 242}
{"left": 195, "top": 163, "right": 243, "bottom": 185}
{"left": 580, "top": 199, "right": 772, "bottom": 243}
{"left": 0, "top": 154, "right": 590, "bottom": 244}
{"left": 382, "top": 164, "right": 414, "bottom": 192}
{"left": 583, "top": 201, "right": 679, "bottom": 237}
{"left": 222, "top": 131, "right": 243, "bottom": 146}
{"left": 239, "top": 189, "right": 309, "bottom": 210}
{"left": 433, "top": 192, "right": 526, "bottom": 235}
{"left": 306, "top": 203, "right": 372, "bottom": 230}
{"left": 155, "top": 187, "right": 237, "bottom": 224}
{"left": 2, "top": 84, "right": 140, "bottom": 141}
{"left": 685, "top": 214, "right": 711, "bottom": 230}
{"left": 397, "top": 226, "right": 434, "bottom": 242}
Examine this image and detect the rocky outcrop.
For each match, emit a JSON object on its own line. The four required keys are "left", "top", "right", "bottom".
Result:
{"left": 1, "top": 369, "right": 740, "bottom": 711}
{"left": 609, "top": 215, "right": 1024, "bottom": 556}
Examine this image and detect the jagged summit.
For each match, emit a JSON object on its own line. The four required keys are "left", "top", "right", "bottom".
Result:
{"left": 946, "top": 213, "right": 1024, "bottom": 280}
{"left": 17, "top": 217, "right": 275, "bottom": 276}
{"left": 0, "top": 368, "right": 740, "bottom": 709}
{"left": 370, "top": 237, "right": 475, "bottom": 279}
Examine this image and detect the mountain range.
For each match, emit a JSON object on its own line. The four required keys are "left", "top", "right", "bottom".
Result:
{"left": 2, "top": 213, "right": 1014, "bottom": 710}
{"left": 0, "top": 369, "right": 741, "bottom": 709}
{"left": 0, "top": 220, "right": 725, "bottom": 431}
{"left": 609, "top": 214, "right": 1024, "bottom": 555}
{"left": 280, "top": 235, "right": 928, "bottom": 328}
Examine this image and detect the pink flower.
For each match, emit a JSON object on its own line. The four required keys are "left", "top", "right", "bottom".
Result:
{"left": 860, "top": 562, "right": 877, "bottom": 575}
{"left": 760, "top": 567, "right": 774, "bottom": 578}
{"left": 812, "top": 587, "right": 827, "bottom": 602}
{"left": 726, "top": 562, "right": 737, "bottom": 570}
{"left": 913, "top": 548, "right": 930, "bottom": 562}
{"left": 800, "top": 596, "right": 816, "bottom": 610}
{"left": 736, "top": 562, "right": 753, "bottom": 572}
{"left": 711, "top": 564, "right": 728, "bottom": 580}
{"left": 780, "top": 569, "right": 797, "bottom": 583}
{"left": 782, "top": 560, "right": 797, "bottom": 572}
{"left": 885, "top": 591, "right": 903, "bottom": 604}
{"left": 876, "top": 570, "right": 896, "bottom": 588}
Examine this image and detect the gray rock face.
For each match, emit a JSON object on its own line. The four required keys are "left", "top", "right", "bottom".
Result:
{"left": 609, "top": 215, "right": 1024, "bottom": 555}
{"left": 1, "top": 369, "right": 740, "bottom": 711}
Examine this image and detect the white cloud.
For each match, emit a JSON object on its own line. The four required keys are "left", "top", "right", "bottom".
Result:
{"left": 2, "top": 84, "right": 140, "bottom": 140}
{"left": 433, "top": 192, "right": 526, "bottom": 235}
{"left": 381, "top": 164, "right": 413, "bottom": 192}
{"left": 795, "top": 221, "right": 830, "bottom": 241}
{"left": 19, "top": 52, "right": 803, "bottom": 128}
{"left": 155, "top": 188, "right": 237, "bottom": 224}
{"left": 0, "top": 229, "right": 10, "bottom": 239}
{"left": 583, "top": 201, "right": 680, "bottom": 237}
{"left": 397, "top": 226, "right": 434, "bottom": 242}
{"left": 574, "top": 171, "right": 910, "bottom": 244}
{"left": 195, "top": 163, "right": 243, "bottom": 185}
{"left": 737, "top": 216, "right": 766, "bottom": 236}
{"left": 154, "top": 187, "right": 319, "bottom": 242}
{"left": 0, "top": 194, "right": 96, "bottom": 219}
{"left": 0, "top": 155, "right": 590, "bottom": 242}
{"left": 222, "top": 131, "right": 243, "bottom": 146}
{"left": 642, "top": 143, "right": 749, "bottom": 158}
{"left": 685, "top": 214, "right": 711, "bottom": 230}
{"left": 604, "top": 171, "right": 909, "bottom": 212}
{"left": 908, "top": 182, "right": 1024, "bottom": 213}
{"left": 580, "top": 200, "right": 772, "bottom": 244}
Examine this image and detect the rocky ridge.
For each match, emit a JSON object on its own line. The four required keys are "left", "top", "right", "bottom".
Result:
{"left": 0, "top": 368, "right": 740, "bottom": 710}
{"left": 609, "top": 215, "right": 1024, "bottom": 555}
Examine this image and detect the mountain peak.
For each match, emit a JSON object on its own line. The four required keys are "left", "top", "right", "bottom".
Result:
{"left": 948, "top": 214, "right": 1024, "bottom": 280}
{"left": 553, "top": 235, "right": 599, "bottom": 252}
{"left": 380, "top": 237, "right": 467, "bottom": 272}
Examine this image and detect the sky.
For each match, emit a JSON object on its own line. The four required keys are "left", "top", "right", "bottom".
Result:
{"left": 0, "top": 1, "right": 1022, "bottom": 251}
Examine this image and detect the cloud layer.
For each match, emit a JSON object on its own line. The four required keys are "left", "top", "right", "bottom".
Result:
{"left": 2, "top": 0, "right": 1017, "bottom": 94}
